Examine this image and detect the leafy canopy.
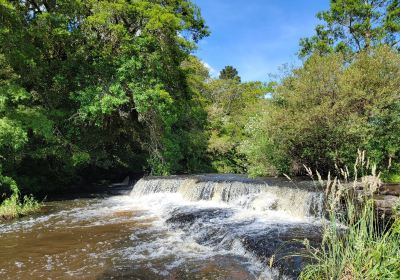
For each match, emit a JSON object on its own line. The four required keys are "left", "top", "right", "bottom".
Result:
{"left": 299, "top": 0, "right": 400, "bottom": 57}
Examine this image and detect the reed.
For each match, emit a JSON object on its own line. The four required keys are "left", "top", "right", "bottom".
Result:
{"left": 300, "top": 152, "right": 400, "bottom": 280}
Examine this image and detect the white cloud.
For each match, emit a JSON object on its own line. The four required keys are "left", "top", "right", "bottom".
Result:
{"left": 201, "top": 60, "right": 218, "bottom": 77}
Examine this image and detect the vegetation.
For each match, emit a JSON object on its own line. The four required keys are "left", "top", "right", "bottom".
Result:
{"left": 0, "top": 0, "right": 209, "bottom": 201}
{"left": 240, "top": 0, "right": 400, "bottom": 178}
{"left": 0, "top": 192, "right": 41, "bottom": 221}
{"left": 301, "top": 199, "right": 400, "bottom": 279}
{"left": 0, "top": 0, "right": 211, "bottom": 218}
{"left": 244, "top": 46, "right": 400, "bottom": 177}
{"left": 0, "top": 173, "right": 41, "bottom": 220}
{"left": 179, "top": 1, "right": 400, "bottom": 179}
{"left": 0, "top": 0, "right": 399, "bottom": 223}
{"left": 205, "top": 77, "right": 268, "bottom": 173}
{"left": 219, "top": 65, "right": 241, "bottom": 82}
{"left": 299, "top": 0, "right": 400, "bottom": 58}
{"left": 300, "top": 157, "right": 400, "bottom": 280}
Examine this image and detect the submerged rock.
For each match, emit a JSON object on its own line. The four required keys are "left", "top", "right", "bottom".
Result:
{"left": 240, "top": 224, "right": 322, "bottom": 278}
{"left": 166, "top": 207, "right": 234, "bottom": 226}
{"left": 166, "top": 207, "right": 323, "bottom": 279}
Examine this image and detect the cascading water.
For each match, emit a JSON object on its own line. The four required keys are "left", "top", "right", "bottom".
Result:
{"left": 129, "top": 174, "right": 325, "bottom": 279}
{"left": 0, "top": 175, "right": 325, "bottom": 280}
{"left": 131, "top": 175, "right": 324, "bottom": 219}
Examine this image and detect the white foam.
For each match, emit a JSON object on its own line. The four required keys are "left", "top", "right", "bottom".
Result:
{"left": 1, "top": 176, "right": 323, "bottom": 279}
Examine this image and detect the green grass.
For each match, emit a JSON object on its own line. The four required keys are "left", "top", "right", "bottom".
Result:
{"left": 300, "top": 201, "right": 400, "bottom": 280}
{"left": 0, "top": 194, "right": 41, "bottom": 221}
{"left": 300, "top": 154, "right": 400, "bottom": 280}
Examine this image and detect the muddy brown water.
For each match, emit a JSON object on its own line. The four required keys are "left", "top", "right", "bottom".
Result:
{"left": 0, "top": 197, "right": 273, "bottom": 279}
{"left": 0, "top": 175, "right": 324, "bottom": 279}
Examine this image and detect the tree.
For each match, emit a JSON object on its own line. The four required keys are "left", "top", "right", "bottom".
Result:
{"left": 219, "top": 66, "right": 241, "bottom": 82}
{"left": 244, "top": 46, "right": 400, "bottom": 177}
{"left": 205, "top": 78, "right": 267, "bottom": 173}
{"left": 0, "top": 0, "right": 210, "bottom": 196}
{"left": 299, "top": 0, "right": 400, "bottom": 57}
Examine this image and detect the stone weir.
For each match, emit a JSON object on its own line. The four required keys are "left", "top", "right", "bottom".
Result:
{"left": 130, "top": 174, "right": 325, "bottom": 278}
{"left": 130, "top": 174, "right": 325, "bottom": 219}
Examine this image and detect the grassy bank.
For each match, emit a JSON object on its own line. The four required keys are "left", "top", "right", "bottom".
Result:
{"left": 0, "top": 194, "right": 41, "bottom": 222}
{"left": 300, "top": 160, "right": 400, "bottom": 280}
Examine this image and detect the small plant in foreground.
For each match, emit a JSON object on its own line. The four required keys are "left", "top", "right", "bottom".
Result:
{"left": 0, "top": 177, "right": 41, "bottom": 221}
{"left": 300, "top": 151, "right": 400, "bottom": 280}
{"left": 0, "top": 193, "right": 41, "bottom": 221}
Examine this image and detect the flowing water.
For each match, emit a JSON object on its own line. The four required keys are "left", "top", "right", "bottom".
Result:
{"left": 0, "top": 175, "right": 324, "bottom": 279}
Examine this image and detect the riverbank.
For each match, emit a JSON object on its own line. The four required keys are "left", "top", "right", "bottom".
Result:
{"left": 0, "top": 175, "right": 136, "bottom": 222}
{"left": 0, "top": 194, "right": 41, "bottom": 222}
{"left": 300, "top": 174, "right": 400, "bottom": 280}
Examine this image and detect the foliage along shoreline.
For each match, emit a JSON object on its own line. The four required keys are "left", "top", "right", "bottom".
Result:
{"left": 1, "top": 0, "right": 400, "bottom": 220}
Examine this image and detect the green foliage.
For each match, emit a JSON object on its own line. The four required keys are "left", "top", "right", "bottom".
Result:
{"left": 205, "top": 77, "right": 268, "bottom": 173}
{"left": 0, "top": 193, "right": 41, "bottom": 221}
{"left": 0, "top": 118, "right": 27, "bottom": 152}
{"left": 0, "top": 0, "right": 210, "bottom": 200}
{"left": 0, "top": 170, "right": 19, "bottom": 199}
{"left": 219, "top": 65, "right": 241, "bottom": 82}
{"left": 244, "top": 46, "right": 400, "bottom": 177}
{"left": 300, "top": 162, "right": 400, "bottom": 280}
{"left": 382, "top": 172, "right": 400, "bottom": 183}
{"left": 241, "top": 106, "right": 291, "bottom": 176}
{"left": 0, "top": 170, "right": 41, "bottom": 220}
{"left": 301, "top": 203, "right": 400, "bottom": 279}
{"left": 299, "top": 0, "right": 400, "bottom": 58}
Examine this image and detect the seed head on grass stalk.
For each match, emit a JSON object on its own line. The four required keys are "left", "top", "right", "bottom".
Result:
{"left": 299, "top": 151, "right": 400, "bottom": 280}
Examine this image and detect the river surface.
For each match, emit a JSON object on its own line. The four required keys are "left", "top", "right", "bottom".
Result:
{"left": 0, "top": 175, "right": 324, "bottom": 279}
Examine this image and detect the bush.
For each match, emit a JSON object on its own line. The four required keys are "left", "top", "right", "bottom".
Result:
{"left": 0, "top": 193, "right": 41, "bottom": 221}
{"left": 244, "top": 46, "right": 400, "bottom": 177}
{"left": 0, "top": 172, "right": 41, "bottom": 221}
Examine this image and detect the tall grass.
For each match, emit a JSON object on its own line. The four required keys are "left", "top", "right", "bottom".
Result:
{"left": 0, "top": 193, "right": 41, "bottom": 221}
{"left": 300, "top": 152, "right": 400, "bottom": 280}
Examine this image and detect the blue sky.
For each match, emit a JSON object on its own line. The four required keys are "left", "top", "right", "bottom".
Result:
{"left": 194, "top": 0, "right": 330, "bottom": 82}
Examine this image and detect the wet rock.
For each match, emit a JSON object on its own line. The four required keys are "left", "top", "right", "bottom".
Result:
{"left": 167, "top": 207, "right": 323, "bottom": 279}
{"left": 240, "top": 224, "right": 323, "bottom": 279}
{"left": 166, "top": 208, "right": 233, "bottom": 226}
{"left": 374, "top": 195, "right": 399, "bottom": 213}
{"left": 379, "top": 184, "right": 400, "bottom": 196}
{"left": 167, "top": 208, "right": 253, "bottom": 248}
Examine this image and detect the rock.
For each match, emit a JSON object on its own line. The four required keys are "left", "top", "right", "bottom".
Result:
{"left": 374, "top": 195, "right": 399, "bottom": 212}
{"left": 379, "top": 184, "right": 400, "bottom": 196}
{"left": 240, "top": 224, "right": 323, "bottom": 279}
{"left": 109, "top": 176, "right": 130, "bottom": 188}
{"left": 166, "top": 207, "right": 324, "bottom": 279}
{"left": 166, "top": 208, "right": 234, "bottom": 226}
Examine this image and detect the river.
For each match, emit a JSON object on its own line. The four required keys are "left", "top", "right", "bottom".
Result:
{"left": 0, "top": 175, "right": 324, "bottom": 279}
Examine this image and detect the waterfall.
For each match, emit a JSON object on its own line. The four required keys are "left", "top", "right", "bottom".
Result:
{"left": 130, "top": 175, "right": 324, "bottom": 219}
{"left": 127, "top": 174, "right": 325, "bottom": 278}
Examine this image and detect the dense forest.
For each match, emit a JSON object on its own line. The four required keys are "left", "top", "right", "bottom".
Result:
{"left": 0, "top": 0, "right": 399, "bottom": 209}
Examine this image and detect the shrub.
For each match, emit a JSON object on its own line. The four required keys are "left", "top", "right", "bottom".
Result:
{"left": 0, "top": 194, "right": 41, "bottom": 221}
{"left": 0, "top": 173, "right": 41, "bottom": 221}
{"left": 244, "top": 46, "right": 400, "bottom": 177}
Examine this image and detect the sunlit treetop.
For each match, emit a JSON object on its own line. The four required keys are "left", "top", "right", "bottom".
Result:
{"left": 299, "top": 0, "right": 400, "bottom": 58}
